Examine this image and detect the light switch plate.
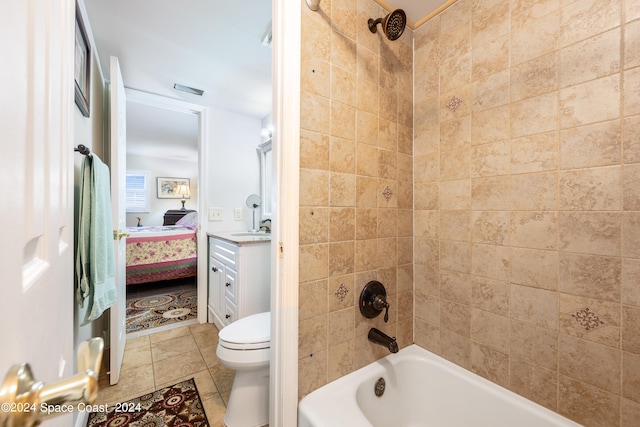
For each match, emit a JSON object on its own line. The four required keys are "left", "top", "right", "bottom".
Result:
{"left": 208, "top": 207, "right": 223, "bottom": 221}
{"left": 234, "top": 208, "right": 243, "bottom": 220}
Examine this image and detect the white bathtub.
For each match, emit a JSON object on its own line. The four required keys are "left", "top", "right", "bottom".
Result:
{"left": 298, "top": 344, "right": 582, "bottom": 427}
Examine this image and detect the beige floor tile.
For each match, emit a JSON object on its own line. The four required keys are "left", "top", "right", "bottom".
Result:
{"left": 199, "top": 343, "right": 220, "bottom": 368}
{"left": 201, "top": 393, "right": 227, "bottom": 427}
{"left": 126, "top": 335, "right": 151, "bottom": 350}
{"left": 209, "top": 364, "right": 235, "bottom": 394}
{"left": 95, "top": 363, "right": 155, "bottom": 406}
{"left": 192, "top": 327, "right": 219, "bottom": 349}
{"left": 154, "top": 348, "right": 207, "bottom": 386}
{"left": 151, "top": 334, "right": 198, "bottom": 362}
{"left": 121, "top": 345, "right": 152, "bottom": 371}
{"left": 148, "top": 325, "right": 192, "bottom": 344}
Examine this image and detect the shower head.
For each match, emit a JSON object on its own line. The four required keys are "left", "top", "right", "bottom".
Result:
{"left": 368, "top": 9, "right": 406, "bottom": 41}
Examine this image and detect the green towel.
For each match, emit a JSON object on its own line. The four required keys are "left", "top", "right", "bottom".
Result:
{"left": 75, "top": 154, "right": 117, "bottom": 326}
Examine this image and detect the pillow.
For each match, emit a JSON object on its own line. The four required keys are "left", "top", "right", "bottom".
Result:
{"left": 175, "top": 211, "right": 198, "bottom": 230}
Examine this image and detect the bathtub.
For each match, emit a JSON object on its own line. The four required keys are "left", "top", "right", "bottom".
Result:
{"left": 298, "top": 344, "right": 582, "bottom": 427}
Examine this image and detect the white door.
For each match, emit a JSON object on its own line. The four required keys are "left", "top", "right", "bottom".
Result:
{"left": 0, "top": 0, "right": 77, "bottom": 426}
{"left": 109, "top": 56, "right": 127, "bottom": 385}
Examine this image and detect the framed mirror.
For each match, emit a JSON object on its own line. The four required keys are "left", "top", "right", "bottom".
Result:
{"left": 257, "top": 139, "right": 272, "bottom": 218}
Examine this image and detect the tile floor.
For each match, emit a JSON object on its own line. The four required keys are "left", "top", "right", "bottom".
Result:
{"left": 95, "top": 317, "right": 234, "bottom": 426}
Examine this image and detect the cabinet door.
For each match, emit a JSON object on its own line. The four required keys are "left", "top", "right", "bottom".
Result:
{"left": 224, "top": 267, "right": 238, "bottom": 306}
{"left": 208, "top": 257, "right": 225, "bottom": 321}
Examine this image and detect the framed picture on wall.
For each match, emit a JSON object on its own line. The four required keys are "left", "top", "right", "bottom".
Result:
{"left": 157, "top": 177, "right": 190, "bottom": 199}
{"left": 74, "top": 2, "right": 90, "bottom": 117}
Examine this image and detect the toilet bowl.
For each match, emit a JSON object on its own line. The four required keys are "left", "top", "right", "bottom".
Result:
{"left": 216, "top": 312, "right": 270, "bottom": 427}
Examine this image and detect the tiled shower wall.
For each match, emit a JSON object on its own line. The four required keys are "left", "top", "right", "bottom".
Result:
{"left": 297, "top": 0, "right": 414, "bottom": 398}
{"left": 413, "top": 0, "right": 640, "bottom": 426}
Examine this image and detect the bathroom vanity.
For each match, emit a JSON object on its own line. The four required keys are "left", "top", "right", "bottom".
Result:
{"left": 207, "top": 232, "right": 271, "bottom": 330}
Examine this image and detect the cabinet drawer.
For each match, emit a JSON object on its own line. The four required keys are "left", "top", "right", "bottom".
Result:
{"left": 223, "top": 267, "right": 238, "bottom": 305}
{"left": 210, "top": 238, "right": 239, "bottom": 269}
{"left": 224, "top": 298, "right": 237, "bottom": 325}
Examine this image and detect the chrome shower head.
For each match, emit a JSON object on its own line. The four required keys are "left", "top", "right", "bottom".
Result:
{"left": 368, "top": 9, "right": 406, "bottom": 41}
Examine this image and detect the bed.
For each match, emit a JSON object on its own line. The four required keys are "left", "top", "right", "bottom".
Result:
{"left": 125, "top": 224, "right": 197, "bottom": 286}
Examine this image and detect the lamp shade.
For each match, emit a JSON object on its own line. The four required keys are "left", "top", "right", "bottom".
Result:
{"left": 175, "top": 184, "right": 190, "bottom": 197}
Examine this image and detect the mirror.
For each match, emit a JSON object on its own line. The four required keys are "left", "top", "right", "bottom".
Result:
{"left": 258, "top": 139, "right": 272, "bottom": 218}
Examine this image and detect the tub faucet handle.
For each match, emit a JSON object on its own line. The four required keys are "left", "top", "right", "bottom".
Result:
{"left": 372, "top": 295, "right": 389, "bottom": 323}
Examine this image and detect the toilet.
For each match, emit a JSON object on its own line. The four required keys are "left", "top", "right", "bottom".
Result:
{"left": 216, "top": 312, "right": 270, "bottom": 427}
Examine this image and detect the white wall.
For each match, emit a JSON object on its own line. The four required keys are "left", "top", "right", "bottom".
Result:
{"left": 126, "top": 154, "right": 199, "bottom": 227}
{"left": 205, "top": 107, "right": 263, "bottom": 233}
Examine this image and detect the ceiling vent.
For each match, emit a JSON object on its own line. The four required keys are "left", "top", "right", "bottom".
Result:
{"left": 173, "top": 83, "right": 204, "bottom": 96}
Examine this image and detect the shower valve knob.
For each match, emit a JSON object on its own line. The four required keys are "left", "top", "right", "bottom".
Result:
{"left": 359, "top": 281, "right": 390, "bottom": 323}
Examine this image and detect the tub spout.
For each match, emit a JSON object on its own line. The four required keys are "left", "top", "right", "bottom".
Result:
{"left": 368, "top": 328, "right": 398, "bottom": 353}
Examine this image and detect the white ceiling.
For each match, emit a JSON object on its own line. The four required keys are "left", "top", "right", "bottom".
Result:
{"left": 83, "top": 0, "right": 450, "bottom": 161}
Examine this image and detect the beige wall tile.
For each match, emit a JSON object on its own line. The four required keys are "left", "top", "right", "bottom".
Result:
{"left": 471, "top": 308, "right": 510, "bottom": 352}
{"left": 560, "top": 120, "right": 621, "bottom": 169}
{"left": 300, "top": 130, "right": 330, "bottom": 171}
{"left": 558, "top": 375, "right": 620, "bottom": 427}
{"left": 559, "top": 212, "right": 621, "bottom": 256}
{"left": 329, "top": 274, "right": 355, "bottom": 312}
{"left": 471, "top": 140, "right": 510, "bottom": 177}
{"left": 625, "top": 68, "right": 640, "bottom": 115}
{"left": 471, "top": 105, "right": 510, "bottom": 145}
{"left": 472, "top": 176, "right": 509, "bottom": 210}
{"left": 559, "top": 252, "right": 621, "bottom": 301}
{"left": 625, "top": 20, "right": 640, "bottom": 70}
{"left": 559, "top": 334, "right": 621, "bottom": 393}
{"left": 623, "top": 163, "right": 640, "bottom": 210}
{"left": 623, "top": 115, "right": 640, "bottom": 163}
{"left": 622, "top": 305, "right": 640, "bottom": 354}
{"left": 330, "top": 172, "right": 356, "bottom": 207}
{"left": 330, "top": 136, "right": 355, "bottom": 174}
{"left": 559, "top": 75, "right": 620, "bottom": 129}
{"left": 301, "top": 58, "right": 330, "bottom": 98}
{"left": 511, "top": 9, "right": 559, "bottom": 66}
{"left": 299, "top": 243, "right": 329, "bottom": 283}
{"left": 441, "top": 270, "right": 471, "bottom": 305}
{"left": 510, "top": 358, "right": 558, "bottom": 410}
{"left": 329, "top": 241, "right": 355, "bottom": 276}
{"left": 559, "top": 166, "right": 621, "bottom": 210}
{"left": 559, "top": 28, "right": 620, "bottom": 88}
{"left": 511, "top": 319, "right": 558, "bottom": 370}
{"left": 299, "top": 207, "right": 329, "bottom": 245}
{"left": 510, "top": 211, "right": 558, "bottom": 250}
{"left": 300, "top": 280, "right": 329, "bottom": 321}
{"left": 622, "top": 398, "right": 640, "bottom": 427}
{"left": 510, "top": 247, "right": 559, "bottom": 290}
{"left": 511, "top": 171, "right": 558, "bottom": 210}
{"left": 301, "top": 91, "right": 331, "bottom": 134}
{"left": 441, "top": 149, "right": 471, "bottom": 180}
{"left": 511, "top": 92, "right": 558, "bottom": 138}
{"left": 623, "top": 351, "right": 640, "bottom": 403}
{"left": 300, "top": 169, "right": 329, "bottom": 206}
{"left": 470, "top": 342, "right": 509, "bottom": 388}
{"left": 511, "top": 52, "right": 558, "bottom": 102}
{"left": 471, "top": 243, "right": 510, "bottom": 281}
{"left": 622, "top": 258, "right": 640, "bottom": 306}
{"left": 511, "top": 131, "right": 558, "bottom": 174}
{"left": 472, "top": 35, "right": 510, "bottom": 82}
{"left": 623, "top": 212, "right": 640, "bottom": 258}
{"left": 471, "top": 276, "right": 510, "bottom": 316}
{"left": 328, "top": 340, "right": 354, "bottom": 382}
{"left": 559, "top": 0, "right": 621, "bottom": 47}
{"left": 511, "top": 284, "right": 558, "bottom": 330}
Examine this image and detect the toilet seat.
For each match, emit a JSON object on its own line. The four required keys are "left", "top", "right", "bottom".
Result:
{"left": 219, "top": 311, "right": 270, "bottom": 351}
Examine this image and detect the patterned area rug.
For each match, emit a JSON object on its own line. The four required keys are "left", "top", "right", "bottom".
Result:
{"left": 86, "top": 378, "right": 209, "bottom": 427}
{"left": 126, "top": 289, "right": 197, "bottom": 333}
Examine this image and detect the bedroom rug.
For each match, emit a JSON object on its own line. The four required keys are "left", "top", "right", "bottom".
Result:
{"left": 126, "top": 288, "right": 197, "bottom": 334}
{"left": 86, "top": 378, "right": 209, "bottom": 427}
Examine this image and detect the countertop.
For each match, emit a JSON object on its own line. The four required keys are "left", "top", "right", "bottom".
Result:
{"left": 207, "top": 231, "right": 271, "bottom": 244}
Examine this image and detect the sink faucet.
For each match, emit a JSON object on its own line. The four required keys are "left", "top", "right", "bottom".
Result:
{"left": 259, "top": 218, "right": 271, "bottom": 233}
{"left": 368, "top": 328, "right": 398, "bottom": 353}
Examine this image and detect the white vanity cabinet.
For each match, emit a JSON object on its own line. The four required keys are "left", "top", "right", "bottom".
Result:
{"left": 207, "top": 235, "right": 270, "bottom": 329}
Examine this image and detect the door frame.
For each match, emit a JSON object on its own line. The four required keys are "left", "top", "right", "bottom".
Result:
{"left": 270, "top": 0, "right": 301, "bottom": 424}
{"left": 124, "top": 88, "right": 209, "bottom": 323}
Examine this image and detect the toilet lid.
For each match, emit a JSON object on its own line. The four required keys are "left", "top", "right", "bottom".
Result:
{"left": 219, "top": 312, "right": 270, "bottom": 350}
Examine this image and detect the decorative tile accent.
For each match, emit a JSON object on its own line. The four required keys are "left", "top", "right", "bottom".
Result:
{"left": 446, "top": 95, "right": 463, "bottom": 112}
{"left": 571, "top": 307, "right": 605, "bottom": 332}
{"left": 334, "top": 283, "right": 349, "bottom": 303}
{"left": 382, "top": 186, "right": 393, "bottom": 201}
